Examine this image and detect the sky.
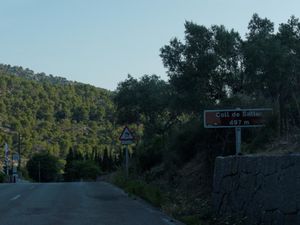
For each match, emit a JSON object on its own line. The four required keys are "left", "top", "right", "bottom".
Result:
{"left": 0, "top": 0, "right": 299, "bottom": 90}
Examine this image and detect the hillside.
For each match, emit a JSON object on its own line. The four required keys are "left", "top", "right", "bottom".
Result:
{"left": 0, "top": 64, "right": 74, "bottom": 86}
{"left": 0, "top": 64, "right": 120, "bottom": 168}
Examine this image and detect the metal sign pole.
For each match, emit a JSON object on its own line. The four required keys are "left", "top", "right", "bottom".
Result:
{"left": 18, "top": 133, "right": 21, "bottom": 173}
{"left": 38, "top": 161, "right": 41, "bottom": 183}
{"left": 125, "top": 145, "right": 129, "bottom": 178}
{"left": 4, "top": 143, "right": 9, "bottom": 176}
{"left": 235, "top": 127, "right": 241, "bottom": 155}
{"left": 119, "top": 126, "right": 134, "bottom": 178}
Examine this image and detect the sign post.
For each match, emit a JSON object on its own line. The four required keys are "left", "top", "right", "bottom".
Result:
{"left": 204, "top": 108, "right": 272, "bottom": 155}
{"left": 12, "top": 153, "right": 19, "bottom": 183}
{"left": 119, "top": 126, "right": 134, "bottom": 177}
{"left": 125, "top": 146, "right": 129, "bottom": 177}
{"left": 235, "top": 127, "right": 241, "bottom": 155}
{"left": 4, "top": 143, "right": 9, "bottom": 176}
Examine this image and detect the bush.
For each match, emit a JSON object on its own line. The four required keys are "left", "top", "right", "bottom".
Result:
{"left": 64, "top": 160, "right": 101, "bottom": 181}
{"left": 112, "top": 171, "right": 165, "bottom": 207}
{"left": 0, "top": 172, "right": 7, "bottom": 183}
{"left": 164, "top": 119, "right": 217, "bottom": 167}
{"left": 27, "top": 152, "right": 62, "bottom": 182}
{"left": 135, "top": 135, "right": 164, "bottom": 172}
{"left": 179, "top": 215, "right": 202, "bottom": 225}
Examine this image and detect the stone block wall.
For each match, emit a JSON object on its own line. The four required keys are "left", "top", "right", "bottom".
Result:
{"left": 213, "top": 155, "right": 300, "bottom": 225}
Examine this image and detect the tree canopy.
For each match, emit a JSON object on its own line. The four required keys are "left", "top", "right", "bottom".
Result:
{"left": 114, "top": 14, "right": 300, "bottom": 175}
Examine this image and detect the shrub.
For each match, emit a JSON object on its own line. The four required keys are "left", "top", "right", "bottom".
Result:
{"left": 27, "top": 152, "right": 62, "bottom": 182}
{"left": 64, "top": 160, "right": 101, "bottom": 181}
{"left": 112, "top": 171, "right": 165, "bottom": 207}
{"left": 135, "top": 135, "right": 164, "bottom": 172}
{"left": 0, "top": 172, "right": 7, "bottom": 183}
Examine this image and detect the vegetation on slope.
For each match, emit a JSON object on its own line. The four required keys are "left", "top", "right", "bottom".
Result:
{"left": 0, "top": 65, "right": 124, "bottom": 177}
{"left": 113, "top": 14, "right": 300, "bottom": 224}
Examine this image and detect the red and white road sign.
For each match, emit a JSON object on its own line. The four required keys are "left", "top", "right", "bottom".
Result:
{"left": 204, "top": 108, "right": 272, "bottom": 128}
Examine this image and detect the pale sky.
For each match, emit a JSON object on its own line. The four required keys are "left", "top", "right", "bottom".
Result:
{"left": 0, "top": 0, "right": 299, "bottom": 90}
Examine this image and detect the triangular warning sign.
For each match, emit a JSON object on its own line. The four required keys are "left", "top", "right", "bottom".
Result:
{"left": 119, "top": 127, "right": 134, "bottom": 143}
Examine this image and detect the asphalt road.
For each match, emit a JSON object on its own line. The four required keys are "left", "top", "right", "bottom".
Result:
{"left": 0, "top": 182, "right": 183, "bottom": 225}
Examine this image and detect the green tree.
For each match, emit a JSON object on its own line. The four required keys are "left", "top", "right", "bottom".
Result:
{"left": 243, "top": 14, "right": 300, "bottom": 134}
{"left": 72, "top": 106, "right": 89, "bottom": 122}
{"left": 115, "top": 75, "right": 173, "bottom": 135}
{"left": 27, "top": 152, "right": 62, "bottom": 182}
{"left": 160, "top": 21, "right": 242, "bottom": 112}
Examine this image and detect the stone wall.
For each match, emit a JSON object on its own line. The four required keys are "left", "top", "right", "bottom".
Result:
{"left": 213, "top": 155, "right": 300, "bottom": 225}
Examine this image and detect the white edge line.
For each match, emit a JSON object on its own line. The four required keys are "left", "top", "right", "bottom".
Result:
{"left": 10, "top": 194, "right": 21, "bottom": 201}
{"left": 162, "top": 218, "right": 176, "bottom": 225}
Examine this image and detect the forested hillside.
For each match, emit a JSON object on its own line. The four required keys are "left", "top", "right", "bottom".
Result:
{"left": 0, "top": 64, "right": 71, "bottom": 85}
{"left": 0, "top": 65, "right": 121, "bottom": 172}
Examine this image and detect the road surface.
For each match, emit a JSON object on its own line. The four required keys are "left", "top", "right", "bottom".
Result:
{"left": 0, "top": 182, "right": 183, "bottom": 225}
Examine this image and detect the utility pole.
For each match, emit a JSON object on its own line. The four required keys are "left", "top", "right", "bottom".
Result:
{"left": 4, "top": 143, "right": 9, "bottom": 177}
{"left": 18, "top": 133, "right": 21, "bottom": 172}
{"left": 38, "top": 161, "right": 41, "bottom": 183}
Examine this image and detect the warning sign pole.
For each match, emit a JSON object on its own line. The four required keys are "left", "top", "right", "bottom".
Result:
{"left": 125, "top": 146, "right": 129, "bottom": 177}
{"left": 119, "top": 126, "right": 134, "bottom": 178}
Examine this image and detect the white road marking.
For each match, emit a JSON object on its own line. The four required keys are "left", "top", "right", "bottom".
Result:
{"left": 144, "top": 206, "right": 156, "bottom": 213}
{"left": 10, "top": 194, "right": 21, "bottom": 201}
{"left": 162, "top": 218, "right": 176, "bottom": 225}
